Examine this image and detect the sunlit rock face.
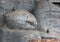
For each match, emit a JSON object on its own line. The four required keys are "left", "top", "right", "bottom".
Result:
{"left": 6, "top": 10, "right": 37, "bottom": 30}
{"left": 34, "top": 0, "right": 60, "bottom": 33}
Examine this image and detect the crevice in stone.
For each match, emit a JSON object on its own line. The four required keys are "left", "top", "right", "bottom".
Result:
{"left": 52, "top": 2, "right": 60, "bottom": 7}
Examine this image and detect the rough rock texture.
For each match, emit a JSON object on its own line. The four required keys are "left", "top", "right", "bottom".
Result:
{"left": 0, "top": 0, "right": 15, "bottom": 14}
{"left": 0, "top": 29, "right": 41, "bottom": 42}
{"left": 49, "top": 0, "right": 60, "bottom": 2}
{"left": 29, "top": 39, "right": 60, "bottom": 42}
{"left": 34, "top": 0, "right": 60, "bottom": 34}
{"left": 49, "top": 29, "right": 60, "bottom": 39}
{"left": 0, "top": 25, "right": 60, "bottom": 42}
{"left": 0, "top": 12, "right": 4, "bottom": 27}
{"left": 14, "top": 0, "right": 38, "bottom": 12}
{"left": 6, "top": 10, "right": 37, "bottom": 30}
{"left": 0, "top": 0, "right": 60, "bottom": 41}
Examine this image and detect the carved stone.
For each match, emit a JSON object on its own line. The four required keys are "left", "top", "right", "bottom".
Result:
{"left": 34, "top": 0, "right": 60, "bottom": 34}
{"left": 6, "top": 10, "right": 37, "bottom": 30}
{"left": 0, "top": 0, "right": 15, "bottom": 14}
{"left": 0, "top": 29, "right": 41, "bottom": 42}
{"left": 14, "top": 0, "right": 38, "bottom": 12}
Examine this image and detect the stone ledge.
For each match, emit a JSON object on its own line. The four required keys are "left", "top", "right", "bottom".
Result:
{"left": 49, "top": 0, "right": 60, "bottom": 2}
{"left": 29, "top": 39, "right": 60, "bottom": 42}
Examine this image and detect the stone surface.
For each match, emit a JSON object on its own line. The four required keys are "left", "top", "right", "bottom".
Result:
{"left": 38, "top": 31, "right": 59, "bottom": 39}
{"left": 14, "top": 0, "right": 38, "bottom": 12}
{"left": 0, "top": 0, "right": 60, "bottom": 41}
{"left": 49, "top": 0, "right": 60, "bottom": 2}
{"left": 0, "top": 0, "right": 15, "bottom": 14}
{"left": 0, "top": 29, "right": 41, "bottom": 42}
{"left": 0, "top": 11, "right": 4, "bottom": 27}
{"left": 29, "top": 39, "right": 60, "bottom": 42}
{"left": 6, "top": 10, "right": 37, "bottom": 30}
{"left": 34, "top": 0, "right": 60, "bottom": 33}
{"left": 49, "top": 29, "right": 60, "bottom": 39}
{"left": 0, "top": 25, "right": 60, "bottom": 42}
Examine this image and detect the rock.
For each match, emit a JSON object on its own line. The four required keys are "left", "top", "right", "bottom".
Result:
{"left": 39, "top": 32, "right": 60, "bottom": 39}
{"left": 49, "top": 29, "right": 60, "bottom": 39}
{"left": 33, "top": 0, "right": 60, "bottom": 32}
{"left": 0, "top": 29, "right": 41, "bottom": 42}
{"left": 6, "top": 10, "right": 37, "bottom": 30}
{"left": 2, "top": 25, "right": 60, "bottom": 39}
{"left": 49, "top": 0, "right": 60, "bottom": 2}
{"left": 14, "top": 0, "right": 38, "bottom": 12}
{"left": 0, "top": 11, "right": 4, "bottom": 27}
{"left": 0, "top": 0, "right": 15, "bottom": 14}
{"left": 29, "top": 39, "right": 60, "bottom": 42}
{"left": 1, "top": 25, "right": 60, "bottom": 40}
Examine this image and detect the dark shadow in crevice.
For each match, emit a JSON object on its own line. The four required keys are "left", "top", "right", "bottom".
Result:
{"left": 52, "top": 2, "right": 60, "bottom": 7}
{"left": 47, "top": 29, "right": 49, "bottom": 33}
{"left": 12, "top": 7, "right": 16, "bottom": 11}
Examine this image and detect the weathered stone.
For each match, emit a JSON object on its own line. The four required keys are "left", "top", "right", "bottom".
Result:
{"left": 0, "top": 0, "right": 15, "bottom": 14}
{"left": 49, "top": 0, "right": 60, "bottom": 2}
{"left": 29, "top": 39, "right": 60, "bottom": 42}
{"left": 6, "top": 10, "right": 37, "bottom": 30}
{"left": 0, "top": 11, "right": 4, "bottom": 27}
{"left": 0, "top": 29, "right": 41, "bottom": 42}
{"left": 39, "top": 32, "right": 60, "bottom": 39}
{"left": 34, "top": 0, "right": 60, "bottom": 33}
{"left": 14, "top": 0, "right": 38, "bottom": 12}
{"left": 49, "top": 29, "right": 60, "bottom": 39}
{"left": 0, "top": 25, "right": 59, "bottom": 41}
